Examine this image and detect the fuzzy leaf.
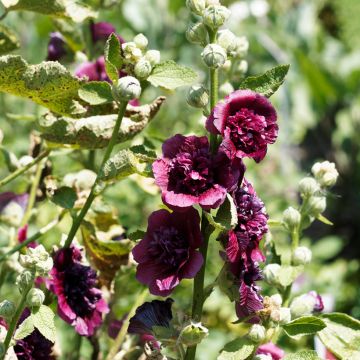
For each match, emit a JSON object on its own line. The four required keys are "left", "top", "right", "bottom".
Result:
{"left": 51, "top": 186, "right": 77, "bottom": 209}
{"left": 0, "top": 55, "right": 86, "bottom": 117}
{"left": 318, "top": 313, "right": 360, "bottom": 360}
{"left": 78, "top": 82, "right": 113, "bottom": 105}
{"left": 14, "top": 316, "right": 35, "bottom": 340}
{"left": 32, "top": 305, "right": 56, "bottom": 343}
{"left": 104, "top": 33, "right": 122, "bottom": 83}
{"left": 283, "top": 316, "right": 326, "bottom": 337}
{"left": 147, "top": 60, "right": 198, "bottom": 90}
{"left": 0, "top": 24, "right": 19, "bottom": 56}
{"left": 218, "top": 337, "right": 255, "bottom": 360}
{"left": 239, "top": 64, "right": 290, "bottom": 97}
{"left": 283, "top": 350, "right": 322, "bottom": 360}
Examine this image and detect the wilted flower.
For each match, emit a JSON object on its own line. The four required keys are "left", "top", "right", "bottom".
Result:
{"left": 46, "top": 32, "right": 67, "bottom": 61}
{"left": 256, "top": 342, "right": 284, "bottom": 360}
{"left": 48, "top": 246, "right": 109, "bottom": 336}
{"left": 206, "top": 90, "right": 278, "bottom": 162}
{"left": 153, "top": 134, "right": 244, "bottom": 211}
{"left": 132, "top": 208, "right": 203, "bottom": 296}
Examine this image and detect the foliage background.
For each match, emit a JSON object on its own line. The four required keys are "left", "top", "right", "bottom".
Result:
{"left": 0, "top": 0, "right": 359, "bottom": 358}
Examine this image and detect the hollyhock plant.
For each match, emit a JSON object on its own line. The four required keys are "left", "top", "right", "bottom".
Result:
{"left": 48, "top": 246, "right": 109, "bottom": 336}
{"left": 46, "top": 32, "right": 67, "bottom": 61}
{"left": 206, "top": 90, "right": 278, "bottom": 162}
{"left": 132, "top": 208, "right": 203, "bottom": 296}
{"left": 152, "top": 134, "right": 244, "bottom": 210}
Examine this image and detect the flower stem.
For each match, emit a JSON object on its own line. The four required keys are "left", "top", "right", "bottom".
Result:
{"left": 63, "top": 101, "right": 128, "bottom": 248}
{"left": 0, "top": 149, "right": 50, "bottom": 189}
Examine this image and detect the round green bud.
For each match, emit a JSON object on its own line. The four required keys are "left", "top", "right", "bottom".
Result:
{"left": 203, "top": 5, "right": 231, "bottom": 29}
{"left": 263, "top": 263, "right": 281, "bottom": 285}
{"left": 0, "top": 300, "right": 15, "bottom": 319}
{"left": 290, "top": 294, "right": 316, "bottom": 318}
{"left": 186, "top": 22, "right": 208, "bottom": 46}
{"left": 247, "top": 324, "right": 266, "bottom": 343}
{"left": 180, "top": 322, "right": 209, "bottom": 346}
{"left": 134, "top": 58, "right": 152, "bottom": 79}
{"left": 187, "top": 85, "right": 209, "bottom": 108}
{"left": 231, "top": 36, "right": 249, "bottom": 58}
{"left": 217, "top": 29, "right": 237, "bottom": 53}
{"left": 282, "top": 206, "right": 301, "bottom": 232}
{"left": 16, "top": 270, "right": 35, "bottom": 294}
{"left": 186, "top": 0, "right": 206, "bottom": 15}
{"left": 144, "top": 50, "right": 161, "bottom": 66}
{"left": 311, "top": 161, "right": 339, "bottom": 187}
{"left": 201, "top": 43, "right": 227, "bottom": 68}
{"left": 299, "top": 177, "right": 320, "bottom": 198}
{"left": 308, "top": 196, "right": 326, "bottom": 216}
{"left": 292, "top": 246, "right": 312, "bottom": 266}
{"left": 26, "top": 288, "right": 45, "bottom": 308}
{"left": 219, "top": 82, "right": 234, "bottom": 98}
{"left": 113, "top": 76, "right": 141, "bottom": 101}
{"left": 133, "top": 33, "right": 148, "bottom": 49}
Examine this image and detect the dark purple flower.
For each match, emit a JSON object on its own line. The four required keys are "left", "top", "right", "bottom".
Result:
{"left": 14, "top": 309, "right": 55, "bottom": 360}
{"left": 152, "top": 134, "right": 244, "bottom": 211}
{"left": 256, "top": 342, "right": 285, "bottom": 360}
{"left": 47, "top": 32, "right": 67, "bottom": 61}
{"left": 128, "top": 299, "right": 173, "bottom": 341}
{"left": 48, "top": 246, "right": 109, "bottom": 336}
{"left": 132, "top": 208, "right": 203, "bottom": 296}
{"left": 90, "top": 22, "right": 116, "bottom": 42}
{"left": 206, "top": 90, "right": 278, "bottom": 162}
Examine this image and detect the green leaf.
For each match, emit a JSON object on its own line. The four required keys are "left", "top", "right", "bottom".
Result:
{"left": 318, "top": 313, "right": 360, "bottom": 360}
{"left": 32, "top": 305, "right": 56, "bottom": 343}
{"left": 104, "top": 33, "right": 122, "bottom": 83}
{"left": 0, "top": 24, "right": 19, "bottom": 56}
{"left": 51, "top": 186, "right": 77, "bottom": 209}
{"left": 316, "top": 214, "right": 334, "bottom": 226}
{"left": 311, "top": 236, "right": 343, "bottom": 260}
{"left": 283, "top": 350, "right": 322, "bottom": 360}
{"left": 0, "top": 55, "right": 86, "bottom": 117}
{"left": 214, "top": 194, "right": 238, "bottom": 230}
{"left": 218, "top": 337, "right": 255, "bottom": 360}
{"left": 239, "top": 64, "right": 290, "bottom": 97}
{"left": 277, "top": 265, "right": 303, "bottom": 287}
{"left": 128, "top": 229, "right": 146, "bottom": 241}
{"left": 1, "top": 0, "right": 97, "bottom": 23}
{"left": 130, "top": 144, "right": 157, "bottom": 161}
{"left": 283, "top": 316, "right": 326, "bottom": 338}
{"left": 148, "top": 60, "right": 198, "bottom": 90}
{"left": 14, "top": 315, "right": 35, "bottom": 340}
{"left": 78, "top": 82, "right": 113, "bottom": 105}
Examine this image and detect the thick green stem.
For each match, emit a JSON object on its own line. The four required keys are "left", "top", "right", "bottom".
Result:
{"left": 0, "top": 150, "right": 50, "bottom": 189}
{"left": 64, "top": 101, "right": 128, "bottom": 248}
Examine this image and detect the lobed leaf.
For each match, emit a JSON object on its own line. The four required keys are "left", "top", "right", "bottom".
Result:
{"left": 283, "top": 316, "right": 326, "bottom": 338}
{"left": 148, "top": 60, "right": 198, "bottom": 90}
{"left": 14, "top": 316, "right": 35, "bottom": 341}
{"left": 239, "top": 64, "right": 290, "bottom": 97}
{"left": 32, "top": 305, "right": 56, "bottom": 343}
{"left": 218, "top": 337, "right": 255, "bottom": 360}
{"left": 78, "top": 81, "right": 113, "bottom": 105}
{"left": 283, "top": 350, "right": 322, "bottom": 360}
{"left": 0, "top": 24, "right": 20, "bottom": 56}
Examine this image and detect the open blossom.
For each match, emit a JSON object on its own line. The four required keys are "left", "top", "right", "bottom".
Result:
{"left": 48, "top": 246, "right": 109, "bottom": 336}
{"left": 152, "top": 134, "right": 244, "bottom": 210}
{"left": 206, "top": 90, "right": 278, "bottom": 162}
{"left": 75, "top": 56, "right": 110, "bottom": 82}
{"left": 132, "top": 208, "right": 203, "bottom": 296}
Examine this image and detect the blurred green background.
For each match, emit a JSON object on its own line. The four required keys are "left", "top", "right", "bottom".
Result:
{"left": 0, "top": 0, "right": 359, "bottom": 358}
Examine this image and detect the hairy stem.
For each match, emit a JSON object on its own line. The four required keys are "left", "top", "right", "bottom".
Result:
{"left": 0, "top": 150, "right": 50, "bottom": 189}
{"left": 64, "top": 101, "right": 128, "bottom": 248}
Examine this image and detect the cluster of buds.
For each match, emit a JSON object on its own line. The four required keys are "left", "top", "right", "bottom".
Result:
{"left": 19, "top": 245, "right": 53, "bottom": 277}
{"left": 179, "top": 321, "right": 209, "bottom": 346}
{"left": 121, "top": 33, "right": 160, "bottom": 80}
{"left": 261, "top": 294, "right": 291, "bottom": 326}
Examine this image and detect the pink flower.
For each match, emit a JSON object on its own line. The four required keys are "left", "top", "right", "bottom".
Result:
{"left": 256, "top": 342, "right": 285, "bottom": 360}
{"left": 206, "top": 90, "right": 278, "bottom": 162}
{"left": 132, "top": 208, "right": 203, "bottom": 296}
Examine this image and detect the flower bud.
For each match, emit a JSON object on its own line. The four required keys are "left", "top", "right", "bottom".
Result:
{"left": 203, "top": 5, "right": 231, "bottom": 29}
{"left": 134, "top": 58, "right": 152, "bottom": 79}
{"left": 187, "top": 85, "right": 209, "bottom": 108}
{"left": 26, "top": 288, "right": 45, "bottom": 308}
{"left": 263, "top": 263, "right": 281, "bottom": 285}
{"left": 113, "top": 76, "right": 141, "bottom": 101}
{"left": 254, "top": 355, "right": 272, "bottom": 360}
{"left": 217, "top": 29, "right": 237, "bottom": 53}
{"left": 231, "top": 36, "right": 249, "bottom": 58}
{"left": 219, "top": 82, "right": 234, "bottom": 98}
{"left": 307, "top": 196, "right": 326, "bottom": 216}
{"left": 292, "top": 246, "right": 312, "bottom": 266}
{"left": 16, "top": 270, "right": 35, "bottom": 294}
{"left": 247, "top": 324, "right": 266, "bottom": 343}
{"left": 222, "top": 59, "right": 232, "bottom": 72}
{"left": 201, "top": 43, "right": 227, "bottom": 68}
{"left": 145, "top": 50, "right": 161, "bottom": 66}
{"left": 299, "top": 177, "right": 320, "bottom": 198}
{"left": 180, "top": 322, "right": 209, "bottom": 346}
{"left": 270, "top": 294, "right": 283, "bottom": 307}
{"left": 311, "top": 161, "right": 339, "bottom": 187}
{"left": 20, "top": 245, "right": 53, "bottom": 276}
{"left": 282, "top": 207, "right": 301, "bottom": 232}
{"left": 0, "top": 300, "right": 15, "bottom": 319}
{"left": 271, "top": 307, "right": 291, "bottom": 325}
{"left": 122, "top": 42, "right": 143, "bottom": 62}
{"left": 186, "top": 0, "right": 206, "bottom": 15}
{"left": 133, "top": 33, "right": 148, "bottom": 49}
{"left": 186, "top": 22, "right": 208, "bottom": 46}
{"left": 290, "top": 294, "right": 316, "bottom": 318}
{"left": 236, "top": 59, "right": 248, "bottom": 74}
